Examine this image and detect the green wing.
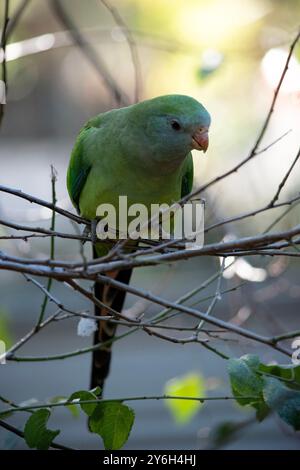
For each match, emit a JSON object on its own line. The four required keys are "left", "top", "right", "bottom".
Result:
{"left": 181, "top": 152, "right": 194, "bottom": 197}
{"left": 67, "top": 116, "right": 102, "bottom": 213}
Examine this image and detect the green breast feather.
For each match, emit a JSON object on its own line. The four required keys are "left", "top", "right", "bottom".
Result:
{"left": 67, "top": 119, "right": 194, "bottom": 216}
{"left": 181, "top": 153, "right": 194, "bottom": 198}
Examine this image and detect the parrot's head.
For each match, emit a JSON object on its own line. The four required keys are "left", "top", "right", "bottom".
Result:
{"left": 128, "top": 94, "right": 211, "bottom": 171}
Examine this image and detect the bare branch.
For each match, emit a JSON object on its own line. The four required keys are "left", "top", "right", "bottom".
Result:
{"left": 6, "top": 0, "right": 31, "bottom": 39}
{"left": 50, "top": 0, "right": 130, "bottom": 106}
{"left": 99, "top": 0, "right": 142, "bottom": 103}
{"left": 37, "top": 165, "right": 57, "bottom": 325}
{"left": 269, "top": 146, "right": 300, "bottom": 207}
{"left": 0, "top": 184, "right": 87, "bottom": 224}
{"left": 205, "top": 194, "right": 300, "bottom": 234}
{"left": 0, "top": 217, "right": 91, "bottom": 242}
{"left": 0, "top": 0, "right": 9, "bottom": 127}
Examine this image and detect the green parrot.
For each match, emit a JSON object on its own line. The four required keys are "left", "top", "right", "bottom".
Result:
{"left": 67, "top": 94, "right": 210, "bottom": 391}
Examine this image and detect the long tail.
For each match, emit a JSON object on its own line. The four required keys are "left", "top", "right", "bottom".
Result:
{"left": 91, "top": 248, "right": 132, "bottom": 391}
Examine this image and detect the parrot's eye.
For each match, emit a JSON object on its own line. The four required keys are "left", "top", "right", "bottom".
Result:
{"left": 171, "top": 120, "right": 181, "bottom": 131}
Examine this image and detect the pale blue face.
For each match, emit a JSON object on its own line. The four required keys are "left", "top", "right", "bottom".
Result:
{"left": 145, "top": 111, "right": 210, "bottom": 157}
{"left": 132, "top": 95, "right": 211, "bottom": 164}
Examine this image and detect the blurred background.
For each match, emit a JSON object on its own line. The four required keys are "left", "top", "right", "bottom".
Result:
{"left": 0, "top": 0, "right": 300, "bottom": 449}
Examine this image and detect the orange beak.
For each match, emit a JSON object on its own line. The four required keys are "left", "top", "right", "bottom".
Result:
{"left": 192, "top": 127, "right": 209, "bottom": 153}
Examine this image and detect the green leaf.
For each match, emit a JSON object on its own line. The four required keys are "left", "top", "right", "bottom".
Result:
{"left": 228, "top": 355, "right": 263, "bottom": 399}
{"left": 24, "top": 409, "right": 60, "bottom": 450}
{"left": 252, "top": 400, "right": 270, "bottom": 421}
{"left": 89, "top": 402, "right": 134, "bottom": 450}
{"left": 68, "top": 389, "right": 100, "bottom": 416}
{"left": 49, "top": 396, "right": 80, "bottom": 418}
{"left": 164, "top": 372, "right": 205, "bottom": 424}
{"left": 228, "top": 355, "right": 300, "bottom": 427}
{"left": 0, "top": 311, "right": 13, "bottom": 348}
{"left": 90, "top": 386, "right": 101, "bottom": 396}
{"left": 259, "top": 363, "right": 300, "bottom": 390}
{"left": 228, "top": 355, "right": 268, "bottom": 420}
{"left": 263, "top": 377, "right": 300, "bottom": 431}
{"left": 208, "top": 421, "right": 240, "bottom": 449}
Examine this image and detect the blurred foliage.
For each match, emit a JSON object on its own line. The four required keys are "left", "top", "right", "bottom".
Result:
{"left": 0, "top": 310, "right": 13, "bottom": 348}
{"left": 207, "top": 420, "right": 245, "bottom": 449}
{"left": 164, "top": 372, "right": 205, "bottom": 424}
{"left": 228, "top": 354, "right": 300, "bottom": 430}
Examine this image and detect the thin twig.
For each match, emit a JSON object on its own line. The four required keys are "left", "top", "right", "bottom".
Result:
{"left": 196, "top": 258, "right": 225, "bottom": 331}
{"left": 205, "top": 194, "right": 300, "bottom": 234}
{"left": 0, "top": 184, "right": 87, "bottom": 224}
{"left": 0, "top": 217, "right": 91, "bottom": 242}
{"left": 4, "top": 309, "right": 61, "bottom": 359}
{"left": 99, "top": 0, "right": 142, "bottom": 103}
{"left": 37, "top": 166, "right": 57, "bottom": 325}
{"left": 66, "top": 278, "right": 138, "bottom": 323}
{"left": 269, "top": 146, "right": 300, "bottom": 207}
{"left": 50, "top": 0, "right": 129, "bottom": 106}
{"left": 0, "top": 394, "right": 259, "bottom": 416}
{"left": 0, "top": 0, "right": 9, "bottom": 127}
{"left": 6, "top": 0, "right": 30, "bottom": 39}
